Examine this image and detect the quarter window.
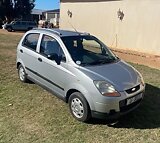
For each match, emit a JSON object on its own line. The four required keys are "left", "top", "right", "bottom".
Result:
{"left": 22, "top": 33, "right": 40, "bottom": 51}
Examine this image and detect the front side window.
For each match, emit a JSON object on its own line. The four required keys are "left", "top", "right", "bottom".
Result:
{"left": 22, "top": 33, "right": 40, "bottom": 51}
{"left": 40, "top": 35, "right": 65, "bottom": 59}
{"left": 62, "top": 36, "right": 119, "bottom": 66}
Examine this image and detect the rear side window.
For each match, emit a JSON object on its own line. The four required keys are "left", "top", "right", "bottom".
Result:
{"left": 22, "top": 33, "right": 40, "bottom": 51}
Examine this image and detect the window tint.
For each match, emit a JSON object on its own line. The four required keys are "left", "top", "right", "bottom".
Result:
{"left": 40, "top": 35, "right": 65, "bottom": 58}
{"left": 22, "top": 33, "right": 40, "bottom": 51}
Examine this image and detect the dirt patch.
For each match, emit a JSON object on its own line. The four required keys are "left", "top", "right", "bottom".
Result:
{"left": 0, "top": 29, "right": 159, "bottom": 69}
{"left": 112, "top": 49, "right": 160, "bottom": 70}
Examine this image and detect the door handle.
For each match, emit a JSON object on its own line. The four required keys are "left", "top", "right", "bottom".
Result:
{"left": 20, "top": 49, "right": 23, "bottom": 53}
{"left": 38, "top": 58, "right": 42, "bottom": 62}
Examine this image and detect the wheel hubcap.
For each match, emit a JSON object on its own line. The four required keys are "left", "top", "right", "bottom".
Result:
{"left": 71, "top": 98, "right": 84, "bottom": 118}
{"left": 19, "top": 67, "right": 25, "bottom": 81}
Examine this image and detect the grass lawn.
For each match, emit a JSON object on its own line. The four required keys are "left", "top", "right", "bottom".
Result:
{"left": 0, "top": 32, "right": 160, "bottom": 143}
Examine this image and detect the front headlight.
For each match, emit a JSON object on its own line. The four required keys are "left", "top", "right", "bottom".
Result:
{"left": 94, "top": 81, "right": 120, "bottom": 97}
{"left": 138, "top": 74, "right": 145, "bottom": 87}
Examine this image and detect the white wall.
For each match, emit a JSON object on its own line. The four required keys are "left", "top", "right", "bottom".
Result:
{"left": 60, "top": 0, "right": 160, "bottom": 55}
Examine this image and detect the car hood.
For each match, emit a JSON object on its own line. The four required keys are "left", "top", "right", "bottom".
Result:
{"left": 78, "top": 60, "right": 139, "bottom": 91}
{"left": 5, "top": 23, "right": 11, "bottom": 26}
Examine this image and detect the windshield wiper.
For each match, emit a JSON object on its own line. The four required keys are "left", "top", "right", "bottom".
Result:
{"left": 80, "top": 58, "right": 118, "bottom": 66}
{"left": 90, "top": 58, "right": 117, "bottom": 65}
{"left": 89, "top": 59, "right": 108, "bottom": 65}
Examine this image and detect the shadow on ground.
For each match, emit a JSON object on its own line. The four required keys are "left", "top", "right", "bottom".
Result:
{"left": 88, "top": 84, "right": 160, "bottom": 129}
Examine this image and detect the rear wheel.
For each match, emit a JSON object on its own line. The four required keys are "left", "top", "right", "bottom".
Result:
{"left": 7, "top": 27, "right": 12, "bottom": 32}
{"left": 69, "top": 92, "right": 91, "bottom": 122}
{"left": 18, "top": 64, "right": 28, "bottom": 83}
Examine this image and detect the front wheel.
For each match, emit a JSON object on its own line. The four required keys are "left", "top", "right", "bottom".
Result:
{"left": 69, "top": 92, "right": 91, "bottom": 122}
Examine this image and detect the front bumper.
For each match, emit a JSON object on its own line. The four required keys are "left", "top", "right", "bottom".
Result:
{"left": 91, "top": 88, "right": 145, "bottom": 120}
{"left": 91, "top": 96, "right": 143, "bottom": 120}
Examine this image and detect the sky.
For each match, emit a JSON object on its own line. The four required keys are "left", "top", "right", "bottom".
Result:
{"left": 34, "top": 0, "right": 60, "bottom": 10}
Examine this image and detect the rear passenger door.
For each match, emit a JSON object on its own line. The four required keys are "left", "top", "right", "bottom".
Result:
{"left": 20, "top": 33, "right": 41, "bottom": 80}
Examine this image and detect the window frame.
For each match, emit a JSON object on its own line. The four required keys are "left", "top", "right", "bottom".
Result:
{"left": 39, "top": 34, "right": 66, "bottom": 62}
{"left": 22, "top": 33, "right": 40, "bottom": 52}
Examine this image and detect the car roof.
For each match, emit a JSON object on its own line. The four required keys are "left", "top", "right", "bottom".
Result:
{"left": 30, "top": 28, "right": 89, "bottom": 37}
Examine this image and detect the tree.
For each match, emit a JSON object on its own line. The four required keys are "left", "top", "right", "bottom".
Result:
{"left": 0, "top": 0, "right": 35, "bottom": 22}
{"left": 13, "top": 0, "right": 35, "bottom": 20}
{"left": 0, "top": 0, "right": 14, "bottom": 22}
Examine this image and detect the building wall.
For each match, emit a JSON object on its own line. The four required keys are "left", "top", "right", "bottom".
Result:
{"left": 44, "top": 13, "right": 56, "bottom": 21}
{"left": 60, "top": 0, "right": 160, "bottom": 55}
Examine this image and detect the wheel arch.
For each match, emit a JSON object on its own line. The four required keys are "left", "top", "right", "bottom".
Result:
{"left": 16, "top": 59, "right": 25, "bottom": 70}
{"left": 17, "top": 62, "right": 21, "bottom": 69}
{"left": 6, "top": 26, "right": 13, "bottom": 31}
{"left": 66, "top": 89, "right": 79, "bottom": 103}
{"left": 65, "top": 85, "right": 95, "bottom": 111}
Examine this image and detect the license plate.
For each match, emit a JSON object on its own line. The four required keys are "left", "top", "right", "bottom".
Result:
{"left": 127, "top": 93, "right": 142, "bottom": 105}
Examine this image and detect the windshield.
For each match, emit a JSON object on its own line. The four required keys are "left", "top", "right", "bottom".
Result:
{"left": 61, "top": 35, "right": 119, "bottom": 66}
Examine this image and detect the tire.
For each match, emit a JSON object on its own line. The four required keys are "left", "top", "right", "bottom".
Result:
{"left": 69, "top": 92, "right": 91, "bottom": 122}
{"left": 18, "top": 64, "right": 28, "bottom": 83}
{"left": 7, "top": 27, "right": 12, "bottom": 32}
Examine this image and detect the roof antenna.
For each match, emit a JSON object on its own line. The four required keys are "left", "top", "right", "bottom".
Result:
{"left": 69, "top": 21, "right": 78, "bottom": 33}
{"left": 66, "top": 10, "right": 78, "bottom": 33}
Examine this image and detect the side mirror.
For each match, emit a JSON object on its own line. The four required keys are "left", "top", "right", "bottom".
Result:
{"left": 47, "top": 53, "right": 61, "bottom": 65}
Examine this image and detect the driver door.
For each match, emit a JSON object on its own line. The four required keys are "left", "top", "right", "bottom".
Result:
{"left": 36, "top": 34, "right": 68, "bottom": 98}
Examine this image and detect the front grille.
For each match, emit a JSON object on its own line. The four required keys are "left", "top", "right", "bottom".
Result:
{"left": 119, "top": 99, "right": 142, "bottom": 112}
{"left": 125, "top": 84, "right": 140, "bottom": 94}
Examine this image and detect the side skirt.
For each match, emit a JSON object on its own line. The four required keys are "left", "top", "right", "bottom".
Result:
{"left": 27, "top": 76, "right": 67, "bottom": 102}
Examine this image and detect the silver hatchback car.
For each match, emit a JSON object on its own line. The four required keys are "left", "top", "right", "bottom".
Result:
{"left": 16, "top": 28, "right": 145, "bottom": 122}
